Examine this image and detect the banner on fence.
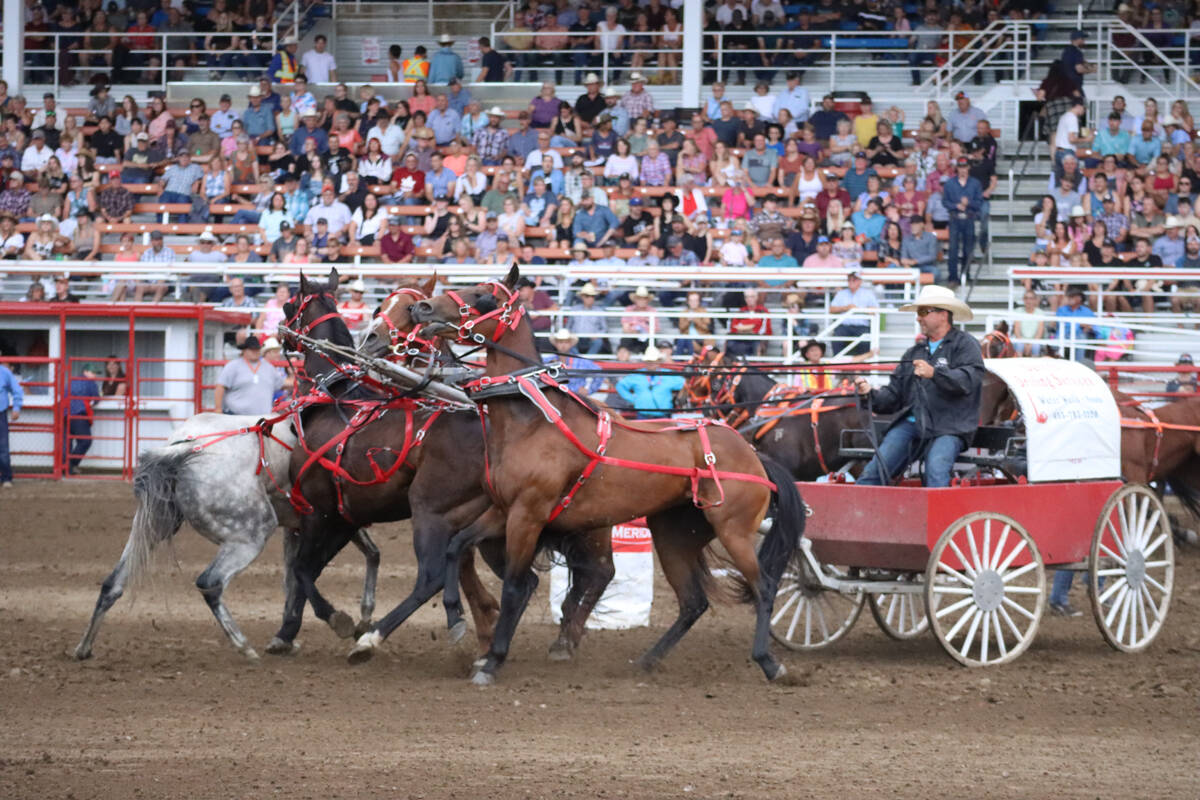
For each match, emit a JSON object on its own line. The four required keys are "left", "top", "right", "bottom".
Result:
{"left": 550, "top": 518, "right": 653, "bottom": 629}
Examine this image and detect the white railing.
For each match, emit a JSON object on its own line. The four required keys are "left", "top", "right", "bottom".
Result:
{"left": 329, "top": 0, "right": 511, "bottom": 35}
{"left": 484, "top": 24, "right": 989, "bottom": 93}
{"left": 1008, "top": 266, "right": 1200, "bottom": 315}
{"left": 20, "top": 30, "right": 276, "bottom": 93}
{"left": 986, "top": 311, "right": 1200, "bottom": 363}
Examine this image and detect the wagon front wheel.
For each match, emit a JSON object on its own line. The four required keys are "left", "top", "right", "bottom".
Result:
{"left": 925, "top": 512, "right": 1045, "bottom": 667}
{"left": 770, "top": 560, "right": 864, "bottom": 651}
{"left": 1089, "top": 484, "right": 1174, "bottom": 653}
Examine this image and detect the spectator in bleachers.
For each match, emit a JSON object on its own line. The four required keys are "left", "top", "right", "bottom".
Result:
{"left": 1126, "top": 236, "right": 1164, "bottom": 313}
{"left": 0, "top": 214, "right": 22, "bottom": 258}
{"left": 476, "top": 36, "right": 510, "bottom": 83}
{"left": 900, "top": 216, "right": 940, "bottom": 277}
{"left": 304, "top": 184, "right": 352, "bottom": 240}
{"left": 832, "top": 222, "right": 863, "bottom": 270}
{"left": 802, "top": 236, "right": 841, "bottom": 270}
{"left": 726, "top": 288, "right": 771, "bottom": 357}
{"left": 1131, "top": 195, "right": 1166, "bottom": 239}
{"left": 0, "top": 173, "right": 31, "bottom": 221}
{"left": 1154, "top": 216, "right": 1186, "bottom": 265}
{"left": 23, "top": 214, "right": 65, "bottom": 260}
{"left": 1095, "top": 112, "right": 1132, "bottom": 164}
{"left": 301, "top": 34, "right": 338, "bottom": 84}
{"left": 156, "top": 151, "right": 204, "bottom": 217}
{"left": 741, "top": 134, "right": 777, "bottom": 187}
{"left": 428, "top": 33, "right": 464, "bottom": 86}
{"left": 290, "top": 109, "right": 329, "bottom": 157}
{"left": 22, "top": 130, "right": 54, "bottom": 178}
{"left": 1130, "top": 119, "right": 1163, "bottom": 173}
{"left": 270, "top": 36, "right": 300, "bottom": 84}
{"left": 942, "top": 156, "right": 983, "bottom": 287}
{"left": 948, "top": 92, "right": 987, "bottom": 145}
{"left": 1171, "top": 236, "right": 1200, "bottom": 313}
{"left": 471, "top": 107, "right": 510, "bottom": 167}
{"left": 268, "top": 222, "right": 298, "bottom": 262}
{"left": 1056, "top": 287, "right": 1096, "bottom": 361}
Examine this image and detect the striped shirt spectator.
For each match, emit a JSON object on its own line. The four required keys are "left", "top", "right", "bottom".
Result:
{"left": 639, "top": 148, "right": 672, "bottom": 187}
{"left": 473, "top": 125, "right": 510, "bottom": 163}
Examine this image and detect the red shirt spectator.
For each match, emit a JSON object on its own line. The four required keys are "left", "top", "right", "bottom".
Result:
{"left": 128, "top": 20, "right": 156, "bottom": 50}
{"left": 380, "top": 227, "right": 414, "bottom": 263}
{"left": 815, "top": 186, "right": 852, "bottom": 221}
{"left": 390, "top": 164, "right": 426, "bottom": 198}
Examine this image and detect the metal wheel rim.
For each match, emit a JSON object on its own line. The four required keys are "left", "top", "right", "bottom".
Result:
{"left": 925, "top": 512, "right": 1045, "bottom": 667}
{"left": 1089, "top": 484, "right": 1174, "bottom": 653}
{"left": 868, "top": 588, "right": 930, "bottom": 640}
{"left": 770, "top": 562, "right": 865, "bottom": 651}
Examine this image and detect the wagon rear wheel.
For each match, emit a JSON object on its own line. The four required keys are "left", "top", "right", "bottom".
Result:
{"left": 868, "top": 587, "right": 929, "bottom": 640}
{"left": 770, "top": 559, "right": 864, "bottom": 651}
{"left": 925, "top": 512, "right": 1045, "bottom": 667}
{"left": 1089, "top": 484, "right": 1174, "bottom": 653}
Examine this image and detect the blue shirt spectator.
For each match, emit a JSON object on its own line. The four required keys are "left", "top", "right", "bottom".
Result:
{"left": 543, "top": 352, "right": 605, "bottom": 395}
{"left": 0, "top": 363, "right": 24, "bottom": 414}
{"left": 428, "top": 43, "right": 465, "bottom": 84}
{"left": 67, "top": 374, "right": 100, "bottom": 416}
{"left": 1129, "top": 132, "right": 1162, "bottom": 166}
{"left": 288, "top": 123, "right": 329, "bottom": 156}
{"left": 616, "top": 371, "right": 685, "bottom": 418}
{"left": 942, "top": 173, "right": 984, "bottom": 218}
{"left": 572, "top": 202, "right": 619, "bottom": 245}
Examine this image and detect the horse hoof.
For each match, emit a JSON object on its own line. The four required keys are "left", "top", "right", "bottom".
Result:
{"left": 328, "top": 610, "right": 356, "bottom": 639}
{"left": 547, "top": 640, "right": 574, "bottom": 662}
{"left": 265, "top": 637, "right": 300, "bottom": 656}
{"left": 448, "top": 619, "right": 467, "bottom": 645}
{"left": 354, "top": 618, "right": 374, "bottom": 638}
{"left": 73, "top": 644, "right": 92, "bottom": 661}
{"left": 767, "top": 662, "right": 787, "bottom": 682}
{"left": 470, "top": 670, "right": 496, "bottom": 686}
{"left": 243, "top": 648, "right": 260, "bottom": 663}
{"left": 347, "top": 631, "right": 382, "bottom": 665}
{"left": 635, "top": 655, "right": 659, "bottom": 673}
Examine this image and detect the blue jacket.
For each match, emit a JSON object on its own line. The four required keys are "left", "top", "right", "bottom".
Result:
{"left": 0, "top": 365, "right": 24, "bottom": 414}
{"left": 289, "top": 125, "right": 329, "bottom": 156}
{"left": 67, "top": 377, "right": 99, "bottom": 416}
{"left": 428, "top": 47, "right": 464, "bottom": 84}
{"left": 941, "top": 175, "right": 984, "bottom": 219}
{"left": 616, "top": 373, "right": 685, "bottom": 417}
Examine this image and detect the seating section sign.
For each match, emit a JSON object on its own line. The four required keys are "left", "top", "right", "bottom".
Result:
{"left": 550, "top": 519, "right": 653, "bottom": 629}
{"left": 984, "top": 358, "right": 1121, "bottom": 482}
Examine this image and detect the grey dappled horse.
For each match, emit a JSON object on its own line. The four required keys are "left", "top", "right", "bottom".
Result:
{"left": 73, "top": 412, "right": 379, "bottom": 661}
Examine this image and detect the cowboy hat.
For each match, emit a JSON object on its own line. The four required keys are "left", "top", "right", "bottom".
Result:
{"left": 801, "top": 339, "right": 827, "bottom": 357}
{"left": 261, "top": 336, "right": 282, "bottom": 351}
{"left": 571, "top": 241, "right": 590, "bottom": 252}
{"left": 551, "top": 328, "right": 576, "bottom": 342}
{"left": 486, "top": 105, "right": 504, "bottom": 117}
{"left": 438, "top": 33, "right": 455, "bottom": 44}
{"left": 347, "top": 279, "right": 366, "bottom": 292}
{"left": 642, "top": 345, "right": 662, "bottom": 361}
{"left": 577, "top": 283, "right": 599, "bottom": 297}
{"left": 631, "top": 285, "right": 654, "bottom": 299}
{"left": 629, "top": 71, "right": 647, "bottom": 83}
{"left": 583, "top": 72, "right": 601, "bottom": 84}
{"left": 238, "top": 335, "right": 263, "bottom": 350}
{"left": 899, "top": 285, "right": 974, "bottom": 321}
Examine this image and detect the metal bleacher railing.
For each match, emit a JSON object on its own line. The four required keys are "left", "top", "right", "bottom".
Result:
{"left": 0, "top": 262, "right": 926, "bottom": 361}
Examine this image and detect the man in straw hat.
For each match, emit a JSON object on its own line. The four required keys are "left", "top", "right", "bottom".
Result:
{"left": 853, "top": 285, "right": 984, "bottom": 488}
{"left": 429, "top": 33, "right": 464, "bottom": 85}
{"left": 545, "top": 328, "right": 605, "bottom": 396}
{"left": 566, "top": 282, "right": 608, "bottom": 355}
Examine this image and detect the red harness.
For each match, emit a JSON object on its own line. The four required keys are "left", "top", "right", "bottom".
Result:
{"left": 372, "top": 286, "right": 441, "bottom": 358}
{"left": 466, "top": 370, "right": 776, "bottom": 518}
{"left": 1122, "top": 397, "right": 1164, "bottom": 482}
{"left": 444, "top": 281, "right": 527, "bottom": 345}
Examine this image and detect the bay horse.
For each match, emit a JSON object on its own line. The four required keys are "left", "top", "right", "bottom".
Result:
{"left": 409, "top": 265, "right": 808, "bottom": 685}
{"left": 280, "top": 270, "right": 615, "bottom": 662}
{"left": 1117, "top": 390, "right": 1200, "bottom": 543}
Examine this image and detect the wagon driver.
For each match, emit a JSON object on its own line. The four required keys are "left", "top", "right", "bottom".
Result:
{"left": 853, "top": 286, "right": 984, "bottom": 487}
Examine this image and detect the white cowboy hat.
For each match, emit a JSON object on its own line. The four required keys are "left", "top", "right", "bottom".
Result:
{"left": 899, "top": 285, "right": 974, "bottom": 321}
{"left": 438, "top": 33, "right": 455, "bottom": 44}
{"left": 583, "top": 72, "right": 601, "bottom": 84}
{"left": 261, "top": 336, "right": 282, "bottom": 351}
{"left": 551, "top": 327, "right": 576, "bottom": 342}
{"left": 629, "top": 71, "right": 647, "bottom": 83}
{"left": 347, "top": 279, "right": 366, "bottom": 292}
{"left": 1164, "top": 215, "right": 1182, "bottom": 229}
{"left": 577, "top": 282, "right": 599, "bottom": 296}
{"left": 642, "top": 345, "right": 662, "bottom": 361}
{"left": 486, "top": 105, "right": 504, "bottom": 116}
{"left": 282, "top": 36, "right": 299, "bottom": 46}
{"left": 631, "top": 285, "right": 654, "bottom": 299}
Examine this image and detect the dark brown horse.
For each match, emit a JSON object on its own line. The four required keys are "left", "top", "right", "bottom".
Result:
{"left": 410, "top": 265, "right": 809, "bottom": 685}
{"left": 279, "top": 270, "right": 614, "bottom": 664}
{"left": 679, "top": 350, "right": 865, "bottom": 479}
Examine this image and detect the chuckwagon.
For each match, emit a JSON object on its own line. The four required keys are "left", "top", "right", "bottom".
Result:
{"left": 771, "top": 358, "right": 1176, "bottom": 666}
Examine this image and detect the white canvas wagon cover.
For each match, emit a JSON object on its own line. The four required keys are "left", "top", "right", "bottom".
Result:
{"left": 984, "top": 357, "right": 1121, "bottom": 482}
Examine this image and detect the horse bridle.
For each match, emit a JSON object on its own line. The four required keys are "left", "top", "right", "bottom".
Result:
{"left": 372, "top": 286, "right": 440, "bottom": 360}
{"left": 442, "top": 280, "right": 526, "bottom": 346}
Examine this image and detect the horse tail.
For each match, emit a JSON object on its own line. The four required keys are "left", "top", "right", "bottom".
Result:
{"left": 732, "top": 454, "right": 806, "bottom": 603}
{"left": 126, "top": 446, "right": 194, "bottom": 584}
{"left": 1166, "top": 475, "right": 1200, "bottom": 523}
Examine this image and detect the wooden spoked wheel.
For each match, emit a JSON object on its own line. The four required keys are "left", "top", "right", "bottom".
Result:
{"left": 770, "top": 559, "right": 865, "bottom": 651}
{"left": 1089, "top": 484, "right": 1174, "bottom": 653}
{"left": 868, "top": 587, "right": 929, "bottom": 640}
{"left": 925, "top": 512, "right": 1045, "bottom": 667}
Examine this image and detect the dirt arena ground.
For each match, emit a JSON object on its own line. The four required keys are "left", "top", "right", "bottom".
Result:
{"left": 1, "top": 481, "right": 1198, "bottom": 799}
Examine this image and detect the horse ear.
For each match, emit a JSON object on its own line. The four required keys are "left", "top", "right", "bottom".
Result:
{"left": 298, "top": 270, "right": 309, "bottom": 295}
{"left": 503, "top": 262, "right": 520, "bottom": 291}
{"left": 421, "top": 272, "right": 437, "bottom": 297}
{"left": 328, "top": 266, "right": 340, "bottom": 289}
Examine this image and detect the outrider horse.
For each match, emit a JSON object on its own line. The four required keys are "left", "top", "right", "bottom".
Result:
{"left": 280, "top": 270, "right": 614, "bottom": 662}
{"left": 1118, "top": 390, "right": 1200, "bottom": 543}
{"left": 409, "top": 265, "right": 809, "bottom": 685}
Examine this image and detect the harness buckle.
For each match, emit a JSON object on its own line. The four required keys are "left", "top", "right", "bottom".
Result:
{"left": 471, "top": 332, "right": 487, "bottom": 345}
{"left": 704, "top": 452, "right": 717, "bottom": 465}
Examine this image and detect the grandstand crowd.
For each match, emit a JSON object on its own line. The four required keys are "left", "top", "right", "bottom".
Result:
{"left": 3, "top": 0, "right": 1200, "bottom": 359}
